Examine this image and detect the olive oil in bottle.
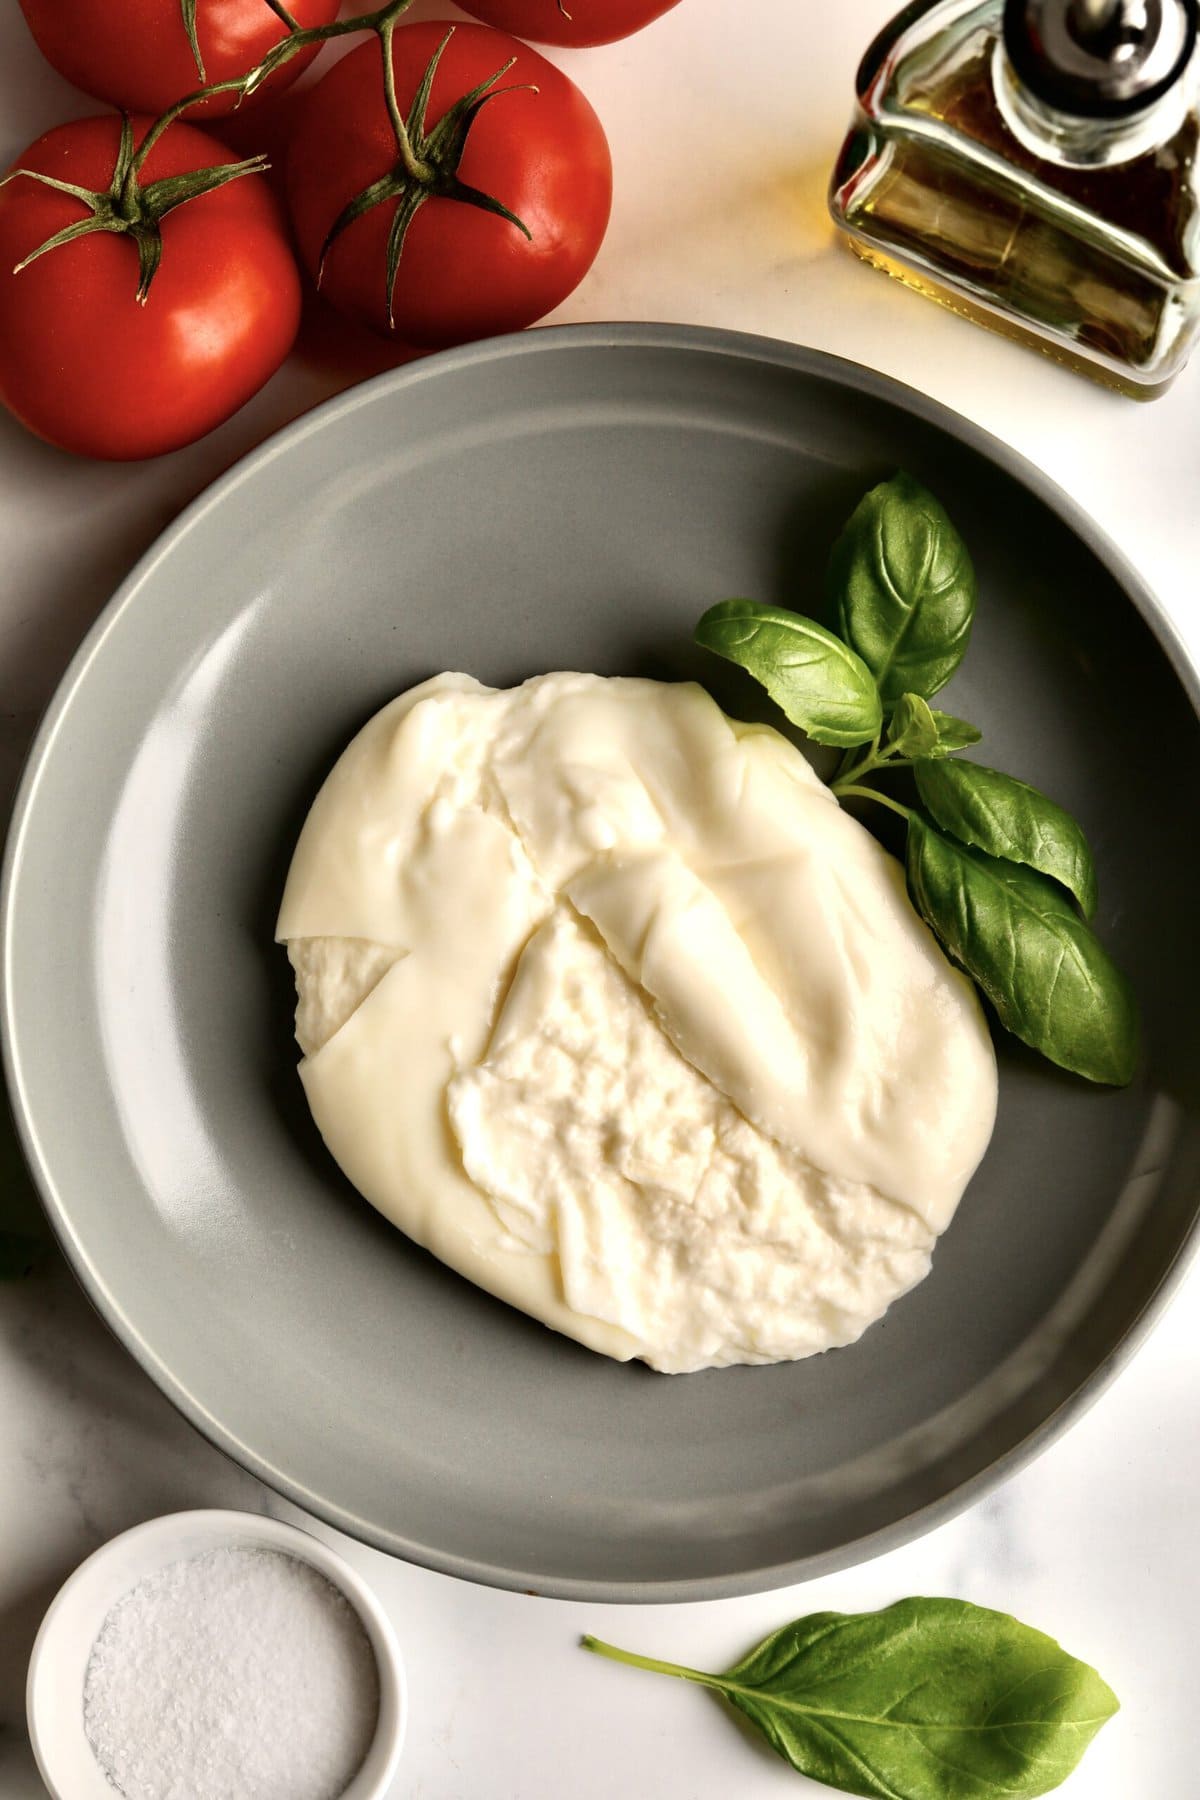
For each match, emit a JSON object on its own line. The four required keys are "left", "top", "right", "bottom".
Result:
{"left": 829, "top": 0, "right": 1200, "bottom": 395}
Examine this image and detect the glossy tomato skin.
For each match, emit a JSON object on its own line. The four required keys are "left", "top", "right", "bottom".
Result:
{"left": 16, "top": 0, "right": 341, "bottom": 116}
{"left": 0, "top": 116, "right": 301, "bottom": 460}
{"left": 287, "top": 23, "right": 612, "bottom": 346}
{"left": 455, "top": 0, "right": 681, "bottom": 48}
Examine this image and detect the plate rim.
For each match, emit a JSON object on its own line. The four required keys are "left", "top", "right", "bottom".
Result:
{"left": 5, "top": 320, "right": 1200, "bottom": 1602}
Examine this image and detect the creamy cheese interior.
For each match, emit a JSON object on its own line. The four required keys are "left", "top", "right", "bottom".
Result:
{"left": 277, "top": 673, "right": 997, "bottom": 1373}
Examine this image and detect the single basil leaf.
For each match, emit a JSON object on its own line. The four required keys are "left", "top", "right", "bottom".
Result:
{"left": 915, "top": 758, "right": 1098, "bottom": 918}
{"left": 886, "top": 692, "right": 939, "bottom": 757}
{"left": 695, "top": 599, "right": 882, "bottom": 747}
{"left": 907, "top": 816, "right": 1136, "bottom": 1084}
{"left": 584, "top": 1597, "right": 1118, "bottom": 1799}
{"left": 929, "top": 709, "right": 982, "bottom": 753}
{"left": 829, "top": 472, "right": 976, "bottom": 707}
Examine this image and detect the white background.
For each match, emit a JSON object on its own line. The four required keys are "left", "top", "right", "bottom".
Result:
{"left": 1, "top": 2, "right": 1198, "bottom": 1795}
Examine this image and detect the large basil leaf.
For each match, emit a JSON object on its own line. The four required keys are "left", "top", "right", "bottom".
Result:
{"left": 829, "top": 473, "right": 976, "bottom": 706}
{"left": 906, "top": 817, "right": 1136, "bottom": 1084}
{"left": 695, "top": 599, "right": 881, "bottom": 747}
{"left": 584, "top": 1597, "right": 1118, "bottom": 1799}
{"left": 916, "top": 758, "right": 1098, "bottom": 918}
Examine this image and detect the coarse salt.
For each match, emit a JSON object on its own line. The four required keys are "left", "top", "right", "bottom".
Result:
{"left": 82, "top": 1545, "right": 380, "bottom": 1800}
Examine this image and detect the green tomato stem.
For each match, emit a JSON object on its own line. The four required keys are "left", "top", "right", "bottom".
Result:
{"left": 580, "top": 1636, "right": 724, "bottom": 1690}
{"left": 378, "top": 14, "right": 434, "bottom": 183}
{"left": 130, "top": 72, "right": 250, "bottom": 172}
{"left": 133, "top": 0, "right": 420, "bottom": 175}
{"left": 830, "top": 782, "right": 914, "bottom": 820}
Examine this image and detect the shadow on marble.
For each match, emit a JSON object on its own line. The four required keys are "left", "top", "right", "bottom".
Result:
{"left": 2, "top": 1258, "right": 273, "bottom": 1791}
{"left": 0, "top": 1565, "right": 70, "bottom": 1791}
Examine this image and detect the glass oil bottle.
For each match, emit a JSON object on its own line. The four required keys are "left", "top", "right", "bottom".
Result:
{"left": 829, "top": 0, "right": 1200, "bottom": 395}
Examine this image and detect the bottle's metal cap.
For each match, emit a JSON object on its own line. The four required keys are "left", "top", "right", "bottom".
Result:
{"left": 1003, "top": 0, "right": 1198, "bottom": 117}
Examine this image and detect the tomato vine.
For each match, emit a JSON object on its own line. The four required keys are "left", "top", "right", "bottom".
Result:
{"left": 4, "top": 0, "right": 533, "bottom": 310}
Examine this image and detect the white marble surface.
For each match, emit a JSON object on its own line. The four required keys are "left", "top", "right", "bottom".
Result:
{"left": 1, "top": 2, "right": 1198, "bottom": 1795}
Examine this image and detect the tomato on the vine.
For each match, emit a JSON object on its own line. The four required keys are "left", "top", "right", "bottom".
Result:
{"left": 455, "top": 0, "right": 681, "bottom": 48}
{"left": 286, "top": 22, "right": 612, "bottom": 347}
{"left": 16, "top": 0, "right": 341, "bottom": 116}
{"left": 0, "top": 115, "right": 301, "bottom": 459}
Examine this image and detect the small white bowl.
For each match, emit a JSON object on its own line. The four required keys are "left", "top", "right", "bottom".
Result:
{"left": 27, "top": 1508, "right": 406, "bottom": 1800}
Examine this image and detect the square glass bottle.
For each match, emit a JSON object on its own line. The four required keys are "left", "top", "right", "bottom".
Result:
{"left": 829, "top": 0, "right": 1200, "bottom": 395}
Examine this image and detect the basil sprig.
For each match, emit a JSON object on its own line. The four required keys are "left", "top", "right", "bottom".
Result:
{"left": 694, "top": 472, "right": 1137, "bottom": 1086}
{"left": 584, "top": 1597, "right": 1118, "bottom": 1799}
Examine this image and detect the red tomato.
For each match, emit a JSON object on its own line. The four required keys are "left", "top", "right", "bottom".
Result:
{"left": 455, "top": 0, "right": 681, "bottom": 48}
{"left": 0, "top": 116, "right": 301, "bottom": 459}
{"left": 16, "top": 0, "right": 341, "bottom": 116}
{"left": 286, "top": 22, "right": 612, "bottom": 346}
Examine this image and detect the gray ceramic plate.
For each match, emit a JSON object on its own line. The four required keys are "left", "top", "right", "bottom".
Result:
{"left": 5, "top": 325, "right": 1200, "bottom": 1601}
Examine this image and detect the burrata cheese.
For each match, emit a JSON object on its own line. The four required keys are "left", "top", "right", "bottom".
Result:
{"left": 277, "top": 673, "right": 997, "bottom": 1373}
